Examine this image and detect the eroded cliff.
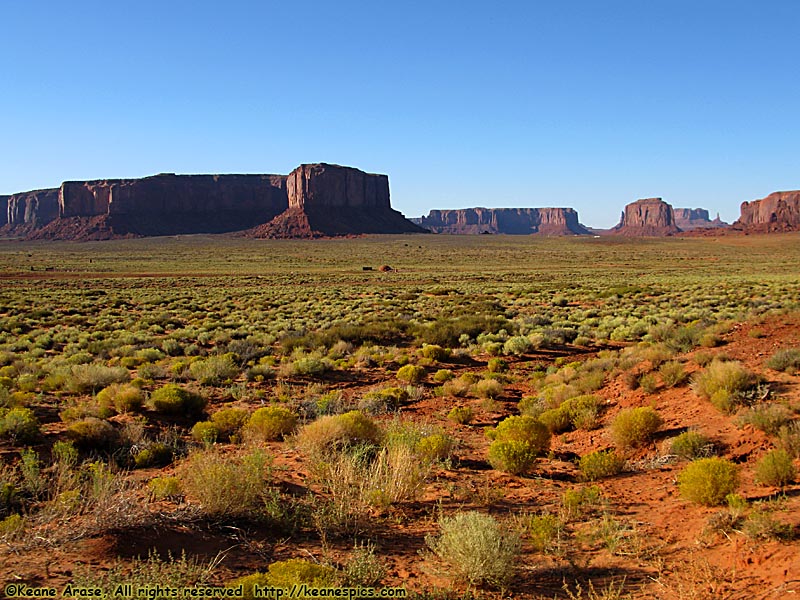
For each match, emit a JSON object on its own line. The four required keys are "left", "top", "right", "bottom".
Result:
{"left": 735, "top": 191, "right": 800, "bottom": 232}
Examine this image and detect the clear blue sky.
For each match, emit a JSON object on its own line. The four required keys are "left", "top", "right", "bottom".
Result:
{"left": 2, "top": 1, "right": 799, "bottom": 228}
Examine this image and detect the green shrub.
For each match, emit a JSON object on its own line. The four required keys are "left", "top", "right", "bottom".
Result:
{"left": 96, "top": 383, "right": 144, "bottom": 413}
{"left": 286, "top": 351, "right": 331, "bottom": 377}
{"left": 191, "top": 421, "right": 220, "bottom": 445}
{"left": 678, "top": 458, "right": 740, "bottom": 506}
{"left": 148, "top": 476, "right": 182, "bottom": 500}
{"left": 487, "top": 358, "right": 508, "bottom": 373}
{"left": 189, "top": 354, "right": 239, "bottom": 385}
{"left": 611, "top": 407, "right": 662, "bottom": 449}
{"left": 230, "top": 559, "right": 340, "bottom": 600}
{"left": 754, "top": 449, "right": 797, "bottom": 487}
{"left": 66, "top": 417, "right": 118, "bottom": 450}
{"left": 416, "top": 433, "right": 455, "bottom": 462}
{"left": 670, "top": 430, "right": 713, "bottom": 459}
{"left": 211, "top": 407, "right": 250, "bottom": 440}
{"left": 433, "top": 369, "right": 454, "bottom": 383}
{"left": 765, "top": 348, "right": 800, "bottom": 373}
{"left": 561, "top": 485, "right": 604, "bottom": 519}
{"left": 488, "top": 440, "right": 539, "bottom": 474}
{"left": 420, "top": 344, "right": 450, "bottom": 361}
{"left": 488, "top": 415, "right": 551, "bottom": 452}
{"left": 691, "top": 360, "right": 759, "bottom": 413}
{"left": 396, "top": 364, "right": 426, "bottom": 383}
{"left": 245, "top": 406, "right": 298, "bottom": 441}
{"left": 579, "top": 450, "right": 625, "bottom": 481}
{"left": 447, "top": 406, "right": 474, "bottom": 425}
{"left": 0, "top": 407, "right": 40, "bottom": 443}
{"left": 520, "top": 513, "right": 564, "bottom": 553}
{"left": 538, "top": 407, "right": 572, "bottom": 434}
{"left": 148, "top": 384, "right": 206, "bottom": 415}
{"left": 426, "top": 511, "right": 520, "bottom": 587}
{"left": 134, "top": 443, "right": 173, "bottom": 468}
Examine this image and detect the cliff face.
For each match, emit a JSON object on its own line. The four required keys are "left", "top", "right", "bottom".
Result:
{"left": 417, "top": 207, "right": 590, "bottom": 235}
{"left": 249, "top": 163, "right": 424, "bottom": 238}
{"left": 674, "top": 208, "right": 727, "bottom": 230}
{"left": 286, "top": 163, "right": 389, "bottom": 210}
{"left": 735, "top": 191, "right": 800, "bottom": 232}
{"left": 612, "top": 198, "right": 680, "bottom": 236}
{"left": 2, "top": 188, "right": 60, "bottom": 228}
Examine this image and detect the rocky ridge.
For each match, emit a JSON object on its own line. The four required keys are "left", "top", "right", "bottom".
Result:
{"left": 415, "top": 207, "right": 590, "bottom": 235}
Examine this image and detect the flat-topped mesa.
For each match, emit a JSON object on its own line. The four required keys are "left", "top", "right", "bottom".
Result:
{"left": 674, "top": 208, "right": 728, "bottom": 230}
{"left": 30, "top": 174, "right": 289, "bottom": 239}
{"left": 612, "top": 197, "right": 681, "bottom": 236}
{"left": 417, "top": 207, "right": 590, "bottom": 235}
{"left": 250, "top": 164, "right": 424, "bottom": 238}
{"left": 287, "top": 163, "right": 389, "bottom": 210}
{"left": 735, "top": 191, "right": 800, "bottom": 232}
{"left": 2, "top": 188, "right": 60, "bottom": 229}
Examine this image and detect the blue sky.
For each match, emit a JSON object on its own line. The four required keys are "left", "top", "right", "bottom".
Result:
{"left": 2, "top": 1, "right": 798, "bottom": 228}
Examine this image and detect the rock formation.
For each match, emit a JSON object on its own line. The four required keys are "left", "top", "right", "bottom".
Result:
{"left": 734, "top": 191, "right": 800, "bottom": 232}
{"left": 12, "top": 164, "right": 423, "bottom": 240}
{"left": 1, "top": 188, "right": 60, "bottom": 230}
{"left": 29, "top": 174, "right": 289, "bottom": 239}
{"left": 415, "top": 207, "right": 590, "bottom": 235}
{"left": 612, "top": 198, "right": 680, "bottom": 236}
{"left": 674, "top": 208, "right": 727, "bottom": 230}
{"left": 248, "top": 163, "right": 424, "bottom": 238}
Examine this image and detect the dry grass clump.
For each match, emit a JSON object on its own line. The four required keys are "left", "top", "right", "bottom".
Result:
{"left": 65, "top": 364, "right": 130, "bottom": 394}
{"left": 179, "top": 448, "right": 270, "bottom": 516}
{"left": 690, "top": 360, "right": 761, "bottom": 413}
{"left": 678, "top": 457, "right": 739, "bottom": 506}
{"left": 670, "top": 430, "right": 714, "bottom": 459}
{"left": 296, "top": 410, "right": 381, "bottom": 455}
{"left": 426, "top": 511, "right": 521, "bottom": 587}
{"left": 610, "top": 407, "right": 662, "bottom": 449}
{"left": 754, "top": 449, "right": 797, "bottom": 487}
{"left": 765, "top": 347, "right": 800, "bottom": 373}
{"left": 189, "top": 354, "right": 239, "bottom": 385}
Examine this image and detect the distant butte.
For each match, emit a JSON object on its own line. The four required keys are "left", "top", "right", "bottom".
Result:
{"left": 733, "top": 191, "right": 800, "bottom": 232}
{"left": 612, "top": 198, "right": 681, "bottom": 237}
{"left": 413, "top": 207, "right": 590, "bottom": 235}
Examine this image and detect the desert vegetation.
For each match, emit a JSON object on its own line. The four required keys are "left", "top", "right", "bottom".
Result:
{"left": 0, "top": 233, "right": 798, "bottom": 599}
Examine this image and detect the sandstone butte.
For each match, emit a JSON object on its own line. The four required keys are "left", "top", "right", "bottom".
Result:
{"left": 414, "top": 207, "right": 591, "bottom": 235}
{"left": 673, "top": 208, "right": 727, "bottom": 231}
{"left": 611, "top": 197, "right": 681, "bottom": 237}
{"left": 0, "top": 164, "right": 425, "bottom": 241}
{"left": 733, "top": 190, "right": 800, "bottom": 232}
